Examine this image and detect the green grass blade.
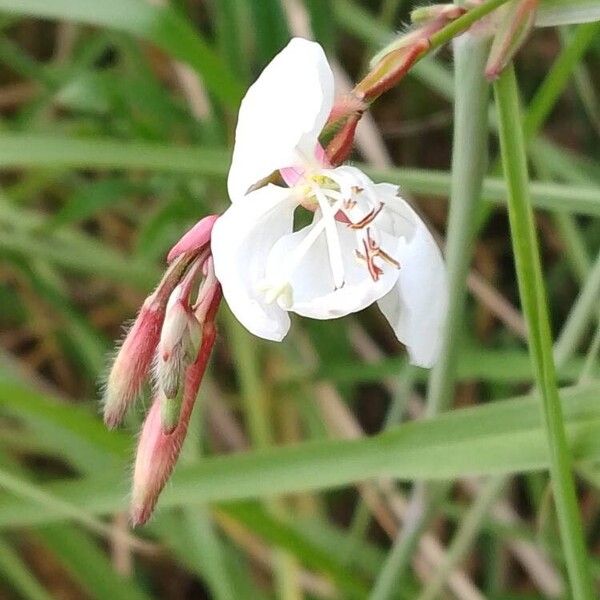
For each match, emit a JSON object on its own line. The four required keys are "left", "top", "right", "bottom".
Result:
{"left": 524, "top": 21, "right": 600, "bottom": 138}
{"left": 2, "top": 134, "right": 600, "bottom": 216}
{"left": 426, "top": 32, "right": 490, "bottom": 416}
{"left": 37, "top": 525, "right": 152, "bottom": 600}
{"left": 536, "top": 0, "right": 600, "bottom": 26}
{"left": 1, "top": 385, "right": 600, "bottom": 526}
{"left": 493, "top": 64, "right": 594, "bottom": 599}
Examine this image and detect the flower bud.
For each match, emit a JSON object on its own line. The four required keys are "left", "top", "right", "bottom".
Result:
{"left": 411, "top": 4, "right": 466, "bottom": 24}
{"left": 155, "top": 257, "right": 206, "bottom": 404}
{"left": 485, "top": 0, "right": 538, "bottom": 80}
{"left": 102, "top": 295, "right": 164, "bottom": 429}
{"left": 167, "top": 214, "right": 219, "bottom": 264}
{"left": 130, "top": 315, "right": 219, "bottom": 526}
{"left": 102, "top": 254, "right": 193, "bottom": 428}
{"left": 325, "top": 112, "right": 361, "bottom": 166}
{"left": 356, "top": 38, "right": 430, "bottom": 102}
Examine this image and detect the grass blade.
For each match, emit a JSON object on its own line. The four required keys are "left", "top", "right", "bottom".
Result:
{"left": 1, "top": 384, "right": 600, "bottom": 525}
{"left": 493, "top": 64, "right": 594, "bottom": 599}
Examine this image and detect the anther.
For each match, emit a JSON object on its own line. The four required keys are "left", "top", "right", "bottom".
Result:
{"left": 355, "top": 227, "right": 400, "bottom": 281}
{"left": 348, "top": 202, "right": 385, "bottom": 230}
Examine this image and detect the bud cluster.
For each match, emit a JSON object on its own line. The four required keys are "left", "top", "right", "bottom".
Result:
{"left": 321, "top": 0, "right": 538, "bottom": 165}
{"left": 102, "top": 214, "right": 221, "bottom": 525}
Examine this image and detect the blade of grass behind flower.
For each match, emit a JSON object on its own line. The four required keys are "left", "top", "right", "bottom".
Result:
{"left": 1, "top": 384, "right": 600, "bottom": 527}
{"left": 494, "top": 64, "right": 594, "bottom": 599}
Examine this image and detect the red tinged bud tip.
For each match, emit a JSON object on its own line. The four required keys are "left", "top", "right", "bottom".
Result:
{"left": 130, "top": 288, "right": 221, "bottom": 526}
{"left": 167, "top": 214, "right": 219, "bottom": 264}
{"left": 325, "top": 112, "right": 361, "bottom": 167}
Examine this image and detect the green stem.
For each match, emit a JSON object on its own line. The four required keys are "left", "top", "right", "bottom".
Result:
{"left": 493, "top": 64, "right": 593, "bottom": 599}
{"left": 372, "top": 0, "right": 510, "bottom": 68}
{"left": 428, "top": 0, "right": 509, "bottom": 51}
{"left": 426, "top": 32, "right": 490, "bottom": 417}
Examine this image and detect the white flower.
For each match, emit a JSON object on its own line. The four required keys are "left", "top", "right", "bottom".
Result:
{"left": 211, "top": 38, "right": 448, "bottom": 367}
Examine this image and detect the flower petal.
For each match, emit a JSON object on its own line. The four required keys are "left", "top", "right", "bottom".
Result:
{"left": 228, "top": 38, "right": 334, "bottom": 201}
{"left": 211, "top": 185, "right": 296, "bottom": 341}
{"left": 376, "top": 192, "right": 448, "bottom": 368}
{"left": 266, "top": 217, "right": 401, "bottom": 320}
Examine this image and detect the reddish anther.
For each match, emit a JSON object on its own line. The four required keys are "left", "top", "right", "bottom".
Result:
{"left": 348, "top": 202, "right": 385, "bottom": 229}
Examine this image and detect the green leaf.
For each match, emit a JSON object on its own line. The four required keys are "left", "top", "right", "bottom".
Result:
{"left": 1, "top": 385, "right": 600, "bottom": 527}
{"left": 537, "top": 0, "right": 600, "bottom": 26}
{"left": 2, "top": 134, "right": 600, "bottom": 217}
{"left": 0, "top": 378, "right": 129, "bottom": 472}
{"left": 248, "top": 0, "right": 290, "bottom": 63}
{"left": 494, "top": 65, "right": 594, "bottom": 598}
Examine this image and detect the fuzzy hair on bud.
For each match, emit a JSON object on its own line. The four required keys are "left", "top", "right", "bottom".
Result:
{"left": 102, "top": 254, "right": 195, "bottom": 428}
{"left": 102, "top": 295, "right": 164, "bottom": 429}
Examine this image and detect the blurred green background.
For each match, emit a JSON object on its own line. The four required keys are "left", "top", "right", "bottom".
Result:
{"left": 0, "top": 1, "right": 599, "bottom": 598}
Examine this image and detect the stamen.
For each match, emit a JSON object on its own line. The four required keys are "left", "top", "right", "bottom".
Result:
{"left": 314, "top": 185, "right": 345, "bottom": 290}
{"left": 355, "top": 227, "right": 400, "bottom": 281}
{"left": 258, "top": 195, "right": 345, "bottom": 301}
{"left": 348, "top": 202, "right": 385, "bottom": 229}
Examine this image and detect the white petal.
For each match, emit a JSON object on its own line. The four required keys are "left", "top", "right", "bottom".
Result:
{"left": 211, "top": 185, "right": 296, "bottom": 341}
{"left": 228, "top": 38, "right": 334, "bottom": 201}
{"left": 266, "top": 219, "right": 401, "bottom": 320}
{"left": 377, "top": 195, "right": 447, "bottom": 368}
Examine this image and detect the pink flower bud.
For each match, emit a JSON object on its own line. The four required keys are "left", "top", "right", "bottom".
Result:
{"left": 167, "top": 215, "right": 219, "bottom": 264}
{"left": 130, "top": 292, "right": 220, "bottom": 526}
{"left": 155, "top": 257, "right": 206, "bottom": 404}
{"left": 485, "top": 0, "right": 538, "bottom": 81}
{"left": 102, "top": 295, "right": 164, "bottom": 429}
{"left": 102, "top": 255, "right": 191, "bottom": 429}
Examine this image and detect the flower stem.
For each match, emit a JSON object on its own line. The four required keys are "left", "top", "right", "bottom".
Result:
{"left": 493, "top": 64, "right": 593, "bottom": 599}
{"left": 428, "top": 0, "right": 509, "bottom": 52}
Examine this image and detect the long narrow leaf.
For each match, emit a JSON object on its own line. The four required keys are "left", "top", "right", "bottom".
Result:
{"left": 0, "top": 385, "right": 600, "bottom": 526}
